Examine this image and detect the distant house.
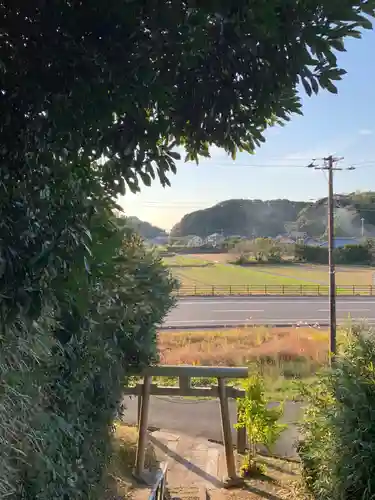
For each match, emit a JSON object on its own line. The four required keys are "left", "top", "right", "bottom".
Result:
{"left": 319, "top": 237, "right": 364, "bottom": 249}
{"left": 274, "top": 235, "right": 295, "bottom": 244}
{"left": 187, "top": 235, "right": 204, "bottom": 247}
{"left": 227, "top": 234, "right": 246, "bottom": 240}
{"left": 303, "top": 237, "right": 321, "bottom": 247}
{"left": 204, "top": 233, "right": 225, "bottom": 247}
{"left": 150, "top": 235, "right": 169, "bottom": 245}
{"left": 289, "top": 231, "right": 307, "bottom": 240}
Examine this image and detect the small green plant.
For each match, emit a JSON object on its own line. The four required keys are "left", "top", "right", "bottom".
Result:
{"left": 234, "top": 253, "right": 249, "bottom": 265}
{"left": 235, "top": 374, "right": 286, "bottom": 477}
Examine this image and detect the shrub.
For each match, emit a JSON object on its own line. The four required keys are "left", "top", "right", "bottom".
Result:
{"left": 232, "top": 239, "right": 284, "bottom": 264}
{"left": 233, "top": 254, "right": 249, "bottom": 265}
{"left": 22, "top": 212, "right": 176, "bottom": 499}
{"left": 334, "top": 244, "right": 371, "bottom": 264}
{"left": 0, "top": 207, "right": 176, "bottom": 499}
{"left": 295, "top": 243, "right": 371, "bottom": 265}
{"left": 294, "top": 244, "right": 328, "bottom": 264}
{"left": 235, "top": 374, "right": 286, "bottom": 476}
{"left": 268, "top": 245, "right": 282, "bottom": 263}
{"left": 299, "top": 325, "right": 375, "bottom": 499}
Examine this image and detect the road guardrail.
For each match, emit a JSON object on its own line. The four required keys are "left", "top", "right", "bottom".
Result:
{"left": 176, "top": 284, "right": 375, "bottom": 296}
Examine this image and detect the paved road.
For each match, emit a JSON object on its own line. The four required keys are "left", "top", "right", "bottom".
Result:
{"left": 163, "top": 296, "right": 375, "bottom": 328}
{"left": 122, "top": 395, "right": 303, "bottom": 458}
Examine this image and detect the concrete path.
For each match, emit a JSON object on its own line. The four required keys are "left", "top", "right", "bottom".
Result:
{"left": 150, "top": 429, "right": 226, "bottom": 491}
{"left": 122, "top": 396, "right": 303, "bottom": 459}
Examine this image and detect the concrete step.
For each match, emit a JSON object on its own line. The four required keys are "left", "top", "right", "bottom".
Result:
{"left": 168, "top": 486, "right": 207, "bottom": 500}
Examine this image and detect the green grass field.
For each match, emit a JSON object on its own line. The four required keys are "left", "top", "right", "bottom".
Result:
{"left": 163, "top": 255, "right": 212, "bottom": 267}
{"left": 163, "top": 254, "right": 375, "bottom": 295}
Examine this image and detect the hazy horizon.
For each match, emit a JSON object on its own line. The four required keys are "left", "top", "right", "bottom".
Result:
{"left": 125, "top": 191, "right": 374, "bottom": 232}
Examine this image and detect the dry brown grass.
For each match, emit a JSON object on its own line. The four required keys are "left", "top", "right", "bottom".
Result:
{"left": 157, "top": 326, "right": 331, "bottom": 399}
{"left": 208, "top": 454, "right": 311, "bottom": 500}
{"left": 188, "top": 253, "right": 231, "bottom": 262}
{"left": 158, "top": 326, "right": 329, "bottom": 367}
{"left": 103, "top": 423, "right": 158, "bottom": 500}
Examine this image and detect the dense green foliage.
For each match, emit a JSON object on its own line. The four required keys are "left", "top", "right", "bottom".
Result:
{"left": 126, "top": 216, "right": 166, "bottom": 239}
{"left": 232, "top": 238, "right": 286, "bottom": 263}
{"left": 1, "top": 207, "right": 175, "bottom": 499}
{"left": 295, "top": 243, "right": 371, "bottom": 264}
{"left": 1, "top": 0, "right": 374, "bottom": 497}
{"left": 299, "top": 326, "right": 375, "bottom": 499}
{"left": 230, "top": 239, "right": 372, "bottom": 265}
{"left": 170, "top": 192, "right": 375, "bottom": 239}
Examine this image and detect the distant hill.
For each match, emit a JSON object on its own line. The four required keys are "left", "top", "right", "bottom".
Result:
{"left": 170, "top": 193, "right": 375, "bottom": 239}
{"left": 126, "top": 216, "right": 166, "bottom": 239}
{"left": 170, "top": 199, "right": 307, "bottom": 238}
{"left": 297, "top": 192, "right": 375, "bottom": 238}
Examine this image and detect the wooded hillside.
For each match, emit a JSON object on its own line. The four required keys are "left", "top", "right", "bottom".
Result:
{"left": 127, "top": 216, "right": 166, "bottom": 239}
{"left": 170, "top": 193, "right": 375, "bottom": 239}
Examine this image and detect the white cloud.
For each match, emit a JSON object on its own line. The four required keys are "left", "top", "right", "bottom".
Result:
{"left": 209, "top": 145, "right": 227, "bottom": 159}
{"left": 359, "top": 129, "right": 373, "bottom": 136}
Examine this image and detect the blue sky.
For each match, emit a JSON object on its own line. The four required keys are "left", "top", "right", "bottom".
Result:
{"left": 120, "top": 28, "right": 375, "bottom": 230}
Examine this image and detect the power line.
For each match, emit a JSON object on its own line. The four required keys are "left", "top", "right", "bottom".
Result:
{"left": 185, "top": 161, "right": 375, "bottom": 169}
{"left": 198, "top": 163, "right": 310, "bottom": 168}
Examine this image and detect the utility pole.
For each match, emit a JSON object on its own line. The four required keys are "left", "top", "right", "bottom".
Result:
{"left": 327, "top": 156, "right": 337, "bottom": 359}
{"left": 307, "top": 156, "right": 354, "bottom": 363}
{"left": 361, "top": 217, "right": 365, "bottom": 238}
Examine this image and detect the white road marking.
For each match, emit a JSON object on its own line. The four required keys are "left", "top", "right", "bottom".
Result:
{"left": 318, "top": 308, "right": 370, "bottom": 312}
{"left": 212, "top": 309, "right": 264, "bottom": 313}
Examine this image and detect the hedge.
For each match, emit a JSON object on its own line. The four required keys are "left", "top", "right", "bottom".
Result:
{"left": 0, "top": 209, "right": 175, "bottom": 498}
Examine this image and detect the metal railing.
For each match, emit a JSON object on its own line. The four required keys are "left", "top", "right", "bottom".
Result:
{"left": 148, "top": 462, "right": 168, "bottom": 500}
{"left": 176, "top": 284, "right": 375, "bottom": 296}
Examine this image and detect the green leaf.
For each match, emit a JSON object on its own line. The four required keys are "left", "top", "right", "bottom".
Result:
{"left": 169, "top": 161, "right": 177, "bottom": 174}
{"left": 330, "top": 38, "right": 346, "bottom": 52}
{"left": 328, "top": 68, "right": 347, "bottom": 81}
{"left": 301, "top": 77, "right": 312, "bottom": 96}
{"left": 356, "top": 15, "right": 373, "bottom": 30}
{"left": 146, "top": 163, "right": 156, "bottom": 179}
{"left": 168, "top": 151, "right": 181, "bottom": 160}
{"left": 361, "top": 3, "right": 375, "bottom": 16}
{"left": 348, "top": 29, "right": 362, "bottom": 39}
{"left": 139, "top": 171, "right": 151, "bottom": 186}
{"left": 325, "top": 80, "right": 338, "bottom": 94}
{"left": 325, "top": 49, "right": 337, "bottom": 66}
{"left": 310, "top": 77, "right": 319, "bottom": 94}
{"left": 119, "top": 177, "right": 126, "bottom": 195}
